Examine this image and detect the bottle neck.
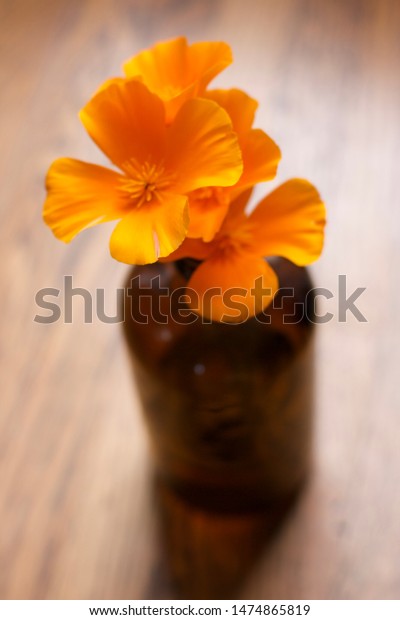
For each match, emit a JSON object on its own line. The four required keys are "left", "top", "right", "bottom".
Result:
{"left": 174, "top": 258, "right": 202, "bottom": 281}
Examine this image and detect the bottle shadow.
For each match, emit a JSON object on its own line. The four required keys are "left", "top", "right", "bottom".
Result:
{"left": 145, "top": 474, "right": 303, "bottom": 600}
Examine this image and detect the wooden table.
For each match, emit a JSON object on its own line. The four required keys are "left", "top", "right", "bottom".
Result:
{"left": 1, "top": 0, "right": 399, "bottom": 600}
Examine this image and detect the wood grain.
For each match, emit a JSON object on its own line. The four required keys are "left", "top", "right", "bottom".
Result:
{"left": 1, "top": 0, "right": 400, "bottom": 600}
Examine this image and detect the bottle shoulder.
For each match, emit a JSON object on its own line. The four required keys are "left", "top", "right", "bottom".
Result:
{"left": 123, "top": 259, "right": 316, "bottom": 369}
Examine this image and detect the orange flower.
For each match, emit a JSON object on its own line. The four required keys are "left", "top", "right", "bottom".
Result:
{"left": 123, "top": 37, "right": 232, "bottom": 123}
{"left": 112, "top": 40, "right": 281, "bottom": 243}
{"left": 187, "top": 88, "right": 281, "bottom": 241}
{"left": 169, "top": 181, "right": 326, "bottom": 322}
{"left": 43, "top": 79, "right": 243, "bottom": 264}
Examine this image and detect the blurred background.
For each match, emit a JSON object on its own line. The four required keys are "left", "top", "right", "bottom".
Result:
{"left": 1, "top": 0, "right": 399, "bottom": 600}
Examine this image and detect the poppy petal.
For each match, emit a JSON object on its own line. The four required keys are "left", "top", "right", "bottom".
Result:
{"left": 249, "top": 179, "right": 326, "bottom": 265}
{"left": 167, "top": 98, "right": 243, "bottom": 194}
{"left": 161, "top": 237, "right": 213, "bottom": 262}
{"left": 188, "top": 200, "right": 229, "bottom": 242}
{"left": 187, "top": 252, "right": 278, "bottom": 322}
{"left": 123, "top": 38, "right": 232, "bottom": 121}
{"left": 235, "top": 129, "right": 281, "bottom": 191}
{"left": 223, "top": 187, "right": 254, "bottom": 221}
{"left": 187, "top": 40, "right": 232, "bottom": 93}
{"left": 187, "top": 187, "right": 230, "bottom": 241}
{"left": 205, "top": 88, "right": 258, "bottom": 136}
{"left": 109, "top": 193, "right": 189, "bottom": 265}
{"left": 123, "top": 37, "right": 188, "bottom": 96}
{"left": 79, "top": 80, "right": 166, "bottom": 168}
{"left": 95, "top": 76, "right": 129, "bottom": 93}
{"left": 43, "top": 158, "right": 129, "bottom": 242}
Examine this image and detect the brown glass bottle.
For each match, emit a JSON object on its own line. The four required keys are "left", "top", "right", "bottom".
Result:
{"left": 123, "top": 258, "right": 316, "bottom": 513}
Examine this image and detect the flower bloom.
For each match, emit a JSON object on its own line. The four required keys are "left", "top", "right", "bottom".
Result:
{"left": 168, "top": 181, "right": 326, "bottom": 322}
{"left": 43, "top": 37, "right": 326, "bottom": 325}
{"left": 43, "top": 79, "right": 243, "bottom": 264}
{"left": 121, "top": 39, "right": 281, "bottom": 243}
{"left": 123, "top": 37, "right": 233, "bottom": 123}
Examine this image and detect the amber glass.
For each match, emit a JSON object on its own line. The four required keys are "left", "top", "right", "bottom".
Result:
{"left": 123, "top": 258, "right": 316, "bottom": 513}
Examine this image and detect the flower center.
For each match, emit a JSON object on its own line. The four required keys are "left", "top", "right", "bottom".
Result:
{"left": 120, "top": 159, "right": 175, "bottom": 208}
{"left": 189, "top": 186, "right": 229, "bottom": 209}
{"left": 216, "top": 220, "right": 254, "bottom": 255}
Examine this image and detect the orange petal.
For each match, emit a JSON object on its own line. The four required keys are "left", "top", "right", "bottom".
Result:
{"left": 205, "top": 88, "right": 258, "bottom": 137}
{"left": 79, "top": 80, "right": 166, "bottom": 168}
{"left": 43, "top": 158, "right": 128, "bottom": 242}
{"left": 95, "top": 76, "right": 128, "bottom": 93}
{"left": 123, "top": 38, "right": 232, "bottom": 122}
{"left": 234, "top": 129, "right": 281, "bottom": 191}
{"left": 187, "top": 251, "right": 278, "bottom": 323}
{"left": 167, "top": 98, "right": 243, "bottom": 194}
{"left": 223, "top": 187, "right": 254, "bottom": 221}
{"left": 124, "top": 37, "right": 188, "bottom": 95}
{"left": 161, "top": 237, "right": 213, "bottom": 262}
{"left": 187, "top": 187, "right": 230, "bottom": 241}
{"left": 187, "top": 40, "right": 232, "bottom": 93}
{"left": 249, "top": 179, "right": 326, "bottom": 265}
{"left": 109, "top": 194, "right": 189, "bottom": 265}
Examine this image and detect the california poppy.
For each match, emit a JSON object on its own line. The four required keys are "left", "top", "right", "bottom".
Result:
{"left": 108, "top": 39, "right": 281, "bottom": 243}
{"left": 43, "top": 79, "right": 243, "bottom": 264}
{"left": 168, "top": 180, "right": 326, "bottom": 322}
